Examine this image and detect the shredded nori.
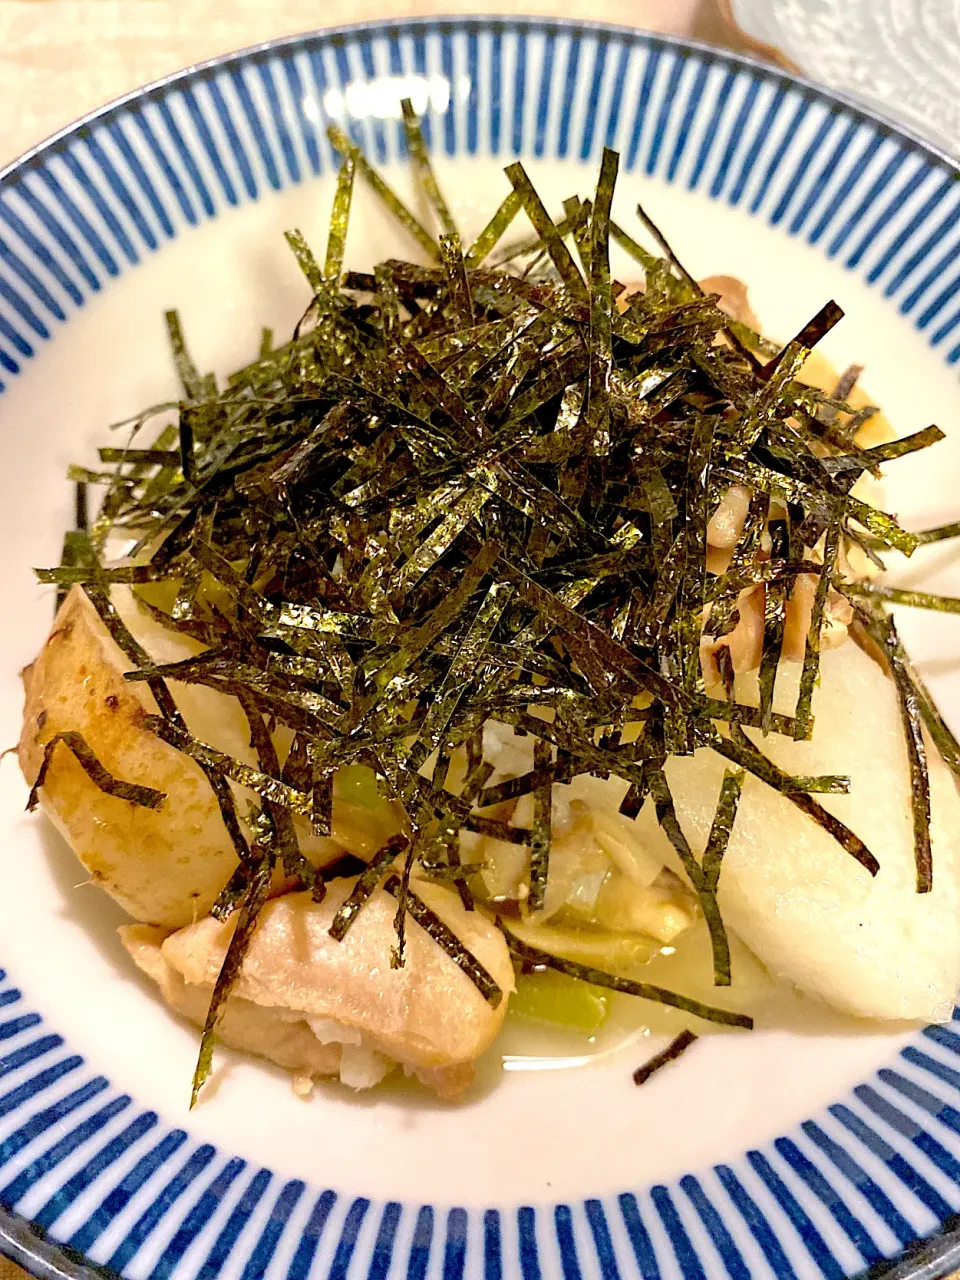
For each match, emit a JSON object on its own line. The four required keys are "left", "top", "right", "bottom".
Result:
{"left": 702, "top": 769, "right": 745, "bottom": 894}
{"left": 632, "top": 1028, "right": 699, "bottom": 1086}
{"left": 501, "top": 926, "right": 752, "bottom": 1028}
{"left": 37, "top": 122, "right": 960, "bottom": 1098}
{"left": 383, "top": 875, "right": 503, "bottom": 1006}
{"left": 329, "top": 834, "right": 408, "bottom": 940}
{"left": 644, "top": 747, "right": 731, "bottom": 986}
{"left": 527, "top": 736, "right": 553, "bottom": 913}
{"left": 191, "top": 849, "right": 273, "bottom": 1107}
{"left": 27, "top": 731, "right": 167, "bottom": 813}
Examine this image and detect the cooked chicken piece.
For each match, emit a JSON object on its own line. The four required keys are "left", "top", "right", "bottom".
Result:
{"left": 699, "top": 274, "right": 760, "bottom": 330}
{"left": 122, "top": 923, "right": 342, "bottom": 1080}
{"left": 635, "top": 643, "right": 960, "bottom": 1022}
{"left": 122, "top": 877, "right": 515, "bottom": 1098}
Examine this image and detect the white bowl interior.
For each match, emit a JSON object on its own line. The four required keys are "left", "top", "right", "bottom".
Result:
{"left": 2, "top": 151, "right": 960, "bottom": 1211}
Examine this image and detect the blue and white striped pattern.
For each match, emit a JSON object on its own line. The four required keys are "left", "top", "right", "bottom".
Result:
{"left": 3, "top": 18, "right": 960, "bottom": 1279}
{"left": 6, "top": 960, "right": 960, "bottom": 1280}
{"left": 3, "top": 19, "right": 960, "bottom": 396}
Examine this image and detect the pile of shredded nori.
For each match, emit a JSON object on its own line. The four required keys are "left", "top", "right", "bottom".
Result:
{"left": 33, "top": 108, "right": 960, "bottom": 1102}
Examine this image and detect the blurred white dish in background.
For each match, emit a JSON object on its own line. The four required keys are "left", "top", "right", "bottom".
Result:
{"left": 731, "top": 0, "right": 960, "bottom": 158}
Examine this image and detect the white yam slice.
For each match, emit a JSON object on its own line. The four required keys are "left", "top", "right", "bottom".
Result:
{"left": 19, "top": 585, "right": 251, "bottom": 928}
{"left": 19, "top": 585, "right": 404, "bottom": 928}
{"left": 634, "top": 642, "right": 960, "bottom": 1021}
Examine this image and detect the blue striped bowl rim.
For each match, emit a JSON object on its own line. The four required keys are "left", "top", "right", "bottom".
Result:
{"left": 3, "top": 17, "right": 960, "bottom": 1280}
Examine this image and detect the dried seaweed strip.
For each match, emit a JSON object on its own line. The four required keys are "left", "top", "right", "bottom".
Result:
{"left": 382, "top": 876, "right": 502, "bottom": 1005}
{"left": 464, "top": 189, "right": 522, "bottom": 268}
{"left": 324, "top": 152, "right": 356, "bottom": 282}
{"left": 171, "top": 556, "right": 204, "bottom": 622}
{"left": 81, "top": 572, "right": 185, "bottom": 728}
{"left": 427, "top": 747, "right": 475, "bottom": 910}
{"left": 758, "top": 519, "right": 789, "bottom": 735}
{"left": 399, "top": 340, "right": 487, "bottom": 444}
{"left": 582, "top": 149, "right": 618, "bottom": 455}
{"left": 870, "top": 614, "right": 933, "bottom": 892}
{"left": 823, "top": 424, "right": 944, "bottom": 477}
{"left": 633, "top": 1029, "right": 698, "bottom": 1086}
{"left": 503, "top": 348, "right": 591, "bottom": 426}
{"left": 165, "top": 309, "right": 209, "bottom": 402}
{"left": 502, "top": 927, "right": 752, "bottom": 1028}
{"left": 406, "top": 581, "right": 513, "bottom": 770}
{"left": 679, "top": 415, "right": 716, "bottom": 697}
{"left": 763, "top": 301, "right": 844, "bottom": 379}
{"left": 74, "top": 480, "right": 89, "bottom": 536}
{"left": 393, "top": 485, "right": 491, "bottom": 596}
{"left": 371, "top": 262, "right": 403, "bottom": 343}
{"left": 702, "top": 769, "right": 745, "bottom": 892}
{"left": 401, "top": 98, "right": 458, "bottom": 238}
{"left": 705, "top": 557, "right": 823, "bottom": 605}
{"left": 144, "top": 715, "right": 313, "bottom": 814}
{"left": 464, "top": 815, "right": 528, "bottom": 844}
{"left": 310, "top": 764, "right": 333, "bottom": 840}
{"left": 235, "top": 689, "right": 320, "bottom": 893}
{"left": 912, "top": 519, "right": 960, "bottom": 546}
{"left": 405, "top": 539, "right": 501, "bottom": 651}
{"left": 283, "top": 228, "right": 328, "bottom": 295}
{"left": 794, "top": 518, "right": 842, "bottom": 739}
{"left": 36, "top": 563, "right": 168, "bottom": 587}
{"left": 632, "top": 200, "right": 762, "bottom": 372}
{"left": 387, "top": 839, "right": 418, "bottom": 969}
{"left": 505, "top": 162, "right": 588, "bottom": 300}
{"left": 700, "top": 697, "right": 807, "bottom": 741}
{"left": 65, "top": 466, "right": 141, "bottom": 491}
{"left": 177, "top": 410, "right": 196, "bottom": 483}
{"left": 128, "top": 656, "right": 345, "bottom": 729}
{"left": 439, "top": 232, "right": 475, "bottom": 328}
{"left": 508, "top": 568, "right": 669, "bottom": 697}
{"left": 858, "top": 613, "right": 960, "bottom": 789}
{"left": 609, "top": 218, "right": 659, "bottom": 274}
{"left": 191, "top": 850, "right": 272, "bottom": 1107}
{"left": 526, "top": 736, "right": 554, "bottom": 913}
{"left": 561, "top": 195, "right": 591, "bottom": 273}
{"left": 844, "top": 495, "right": 920, "bottom": 557}
{"left": 328, "top": 835, "right": 408, "bottom": 941}
{"left": 711, "top": 730, "right": 877, "bottom": 874}
{"left": 27, "top": 731, "right": 166, "bottom": 812}
{"left": 645, "top": 759, "right": 731, "bottom": 986}
{"left": 849, "top": 584, "right": 960, "bottom": 615}
{"left": 328, "top": 124, "right": 439, "bottom": 260}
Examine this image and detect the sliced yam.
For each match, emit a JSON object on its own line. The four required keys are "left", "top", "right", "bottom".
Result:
{"left": 19, "top": 585, "right": 405, "bottom": 927}
{"left": 634, "top": 643, "right": 960, "bottom": 1022}
{"left": 114, "top": 588, "right": 408, "bottom": 859}
{"left": 158, "top": 879, "right": 515, "bottom": 1078}
{"left": 19, "top": 585, "right": 248, "bottom": 929}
